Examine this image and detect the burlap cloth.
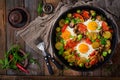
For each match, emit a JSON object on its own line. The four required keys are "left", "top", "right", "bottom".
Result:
{"left": 17, "top": 0, "right": 120, "bottom": 58}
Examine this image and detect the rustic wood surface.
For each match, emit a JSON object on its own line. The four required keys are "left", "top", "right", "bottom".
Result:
{"left": 0, "top": 0, "right": 120, "bottom": 79}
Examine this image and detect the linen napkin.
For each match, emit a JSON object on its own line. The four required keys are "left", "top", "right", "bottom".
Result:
{"left": 17, "top": 0, "right": 120, "bottom": 58}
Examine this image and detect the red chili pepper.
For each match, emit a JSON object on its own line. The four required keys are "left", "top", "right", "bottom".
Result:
{"left": 9, "top": 54, "right": 13, "bottom": 60}
{"left": 16, "top": 63, "right": 29, "bottom": 73}
{"left": 102, "top": 21, "right": 109, "bottom": 31}
{"left": 81, "top": 10, "right": 90, "bottom": 19}
{"left": 85, "top": 38, "right": 92, "bottom": 44}
{"left": 78, "top": 23, "right": 87, "bottom": 33}
{"left": 61, "top": 24, "right": 68, "bottom": 32}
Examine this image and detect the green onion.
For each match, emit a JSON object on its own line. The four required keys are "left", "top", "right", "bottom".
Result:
{"left": 56, "top": 27, "right": 60, "bottom": 32}
{"left": 77, "top": 34, "right": 82, "bottom": 41}
{"left": 76, "top": 18, "right": 81, "bottom": 23}
{"left": 70, "top": 35, "right": 74, "bottom": 39}
{"left": 100, "top": 38, "right": 106, "bottom": 45}
{"left": 78, "top": 53, "right": 80, "bottom": 57}
{"left": 67, "top": 13, "right": 72, "bottom": 18}
{"left": 102, "top": 51, "right": 107, "bottom": 57}
{"left": 97, "top": 35, "right": 101, "bottom": 39}
{"left": 77, "top": 10, "right": 81, "bottom": 13}
{"left": 69, "top": 63, "right": 73, "bottom": 66}
{"left": 92, "top": 18, "right": 96, "bottom": 21}
{"left": 108, "top": 49, "right": 111, "bottom": 54}
{"left": 79, "top": 63, "right": 84, "bottom": 67}
{"left": 97, "top": 26, "right": 101, "bottom": 30}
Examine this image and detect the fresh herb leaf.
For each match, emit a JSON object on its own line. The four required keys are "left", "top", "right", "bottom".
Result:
{"left": 37, "top": 3, "right": 43, "bottom": 15}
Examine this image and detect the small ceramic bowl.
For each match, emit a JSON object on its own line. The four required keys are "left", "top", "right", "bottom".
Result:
{"left": 8, "top": 7, "right": 30, "bottom": 28}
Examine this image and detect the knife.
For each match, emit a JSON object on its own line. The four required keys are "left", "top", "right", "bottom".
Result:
{"left": 37, "top": 42, "right": 54, "bottom": 75}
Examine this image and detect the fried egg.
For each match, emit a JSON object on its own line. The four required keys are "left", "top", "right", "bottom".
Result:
{"left": 75, "top": 41, "right": 95, "bottom": 59}
{"left": 83, "top": 18, "right": 102, "bottom": 32}
{"left": 61, "top": 26, "right": 76, "bottom": 41}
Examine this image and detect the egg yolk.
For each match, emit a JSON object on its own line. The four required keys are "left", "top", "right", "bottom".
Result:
{"left": 88, "top": 21, "right": 98, "bottom": 31}
{"left": 79, "top": 44, "right": 89, "bottom": 53}
{"left": 61, "top": 30, "right": 71, "bottom": 40}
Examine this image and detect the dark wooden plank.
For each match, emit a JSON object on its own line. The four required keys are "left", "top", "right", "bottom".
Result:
{"left": 0, "top": 0, "right": 6, "bottom": 75}
{"left": 1, "top": 76, "right": 120, "bottom": 80}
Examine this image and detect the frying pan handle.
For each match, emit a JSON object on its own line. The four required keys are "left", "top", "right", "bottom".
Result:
{"left": 44, "top": 56, "right": 54, "bottom": 75}
{"left": 47, "top": 54, "right": 63, "bottom": 70}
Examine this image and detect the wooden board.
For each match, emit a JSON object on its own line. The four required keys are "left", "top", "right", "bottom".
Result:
{"left": 1, "top": 0, "right": 120, "bottom": 79}
{"left": 0, "top": 0, "right": 6, "bottom": 75}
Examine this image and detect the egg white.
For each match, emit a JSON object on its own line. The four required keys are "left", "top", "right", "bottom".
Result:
{"left": 74, "top": 41, "right": 95, "bottom": 59}
{"left": 66, "top": 26, "right": 76, "bottom": 37}
{"left": 83, "top": 18, "right": 102, "bottom": 32}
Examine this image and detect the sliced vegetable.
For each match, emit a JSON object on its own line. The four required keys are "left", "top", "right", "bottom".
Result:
{"left": 86, "top": 38, "right": 92, "bottom": 44}
{"left": 58, "top": 47, "right": 64, "bottom": 55}
{"left": 92, "top": 42, "right": 100, "bottom": 49}
{"left": 77, "top": 34, "right": 82, "bottom": 41}
{"left": 65, "top": 18, "right": 70, "bottom": 24}
{"left": 77, "top": 23, "right": 87, "bottom": 33}
{"left": 77, "top": 10, "right": 81, "bottom": 13}
{"left": 105, "top": 40, "right": 111, "bottom": 49}
{"left": 73, "top": 13, "right": 84, "bottom": 21}
{"left": 103, "top": 31, "right": 112, "bottom": 39}
{"left": 87, "top": 32, "right": 97, "bottom": 40}
{"left": 96, "top": 15, "right": 102, "bottom": 21}
{"left": 67, "top": 13, "right": 72, "bottom": 18}
{"left": 79, "top": 63, "right": 84, "bottom": 67}
{"left": 108, "top": 49, "right": 111, "bottom": 54}
{"left": 89, "top": 58, "right": 98, "bottom": 65}
{"left": 102, "top": 21, "right": 109, "bottom": 31}
{"left": 59, "top": 19, "right": 65, "bottom": 27}
{"left": 56, "top": 27, "right": 60, "bottom": 32}
{"left": 61, "top": 24, "right": 68, "bottom": 32}
{"left": 102, "top": 51, "right": 107, "bottom": 57}
{"left": 92, "top": 18, "right": 96, "bottom": 21}
{"left": 55, "top": 42, "right": 63, "bottom": 50}
{"left": 100, "top": 38, "right": 106, "bottom": 45}
{"left": 82, "top": 10, "right": 90, "bottom": 19}
{"left": 67, "top": 55, "right": 75, "bottom": 63}
{"left": 90, "top": 10, "right": 96, "bottom": 17}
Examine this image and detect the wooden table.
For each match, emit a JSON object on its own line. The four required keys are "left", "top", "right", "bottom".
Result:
{"left": 0, "top": 0, "right": 120, "bottom": 79}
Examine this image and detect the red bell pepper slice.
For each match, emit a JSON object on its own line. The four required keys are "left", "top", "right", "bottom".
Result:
{"left": 85, "top": 38, "right": 92, "bottom": 44}
{"left": 82, "top": 10, "right": 90, "bottom": 19}
{"left": 73, "top": 13, "right": 84, "bottom": 20}
{"left": 90, "top": 58, "right": 98, "bottom": 65}
{"left": 61, "top": 24, "right": 68, "bottom": 32}
{"left": 78, "top": 23, "right": 87, "bottom": 33}
{"left": 102, "top": 21, "right": 109, "bottom": 31}
{"left": 64, "top": 40, "right": 78, "bottom": 50}
{"left": 89, "top": 51, "right": 96, "bottom": 57}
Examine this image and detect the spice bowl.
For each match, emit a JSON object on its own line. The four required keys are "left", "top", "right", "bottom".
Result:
{"left": 8, "top": 7, "right": 30, "bottom": 29}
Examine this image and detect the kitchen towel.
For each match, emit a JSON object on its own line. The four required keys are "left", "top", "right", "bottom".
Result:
{"left": 17, "top": 0, "right": 120, "bottom": 57}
